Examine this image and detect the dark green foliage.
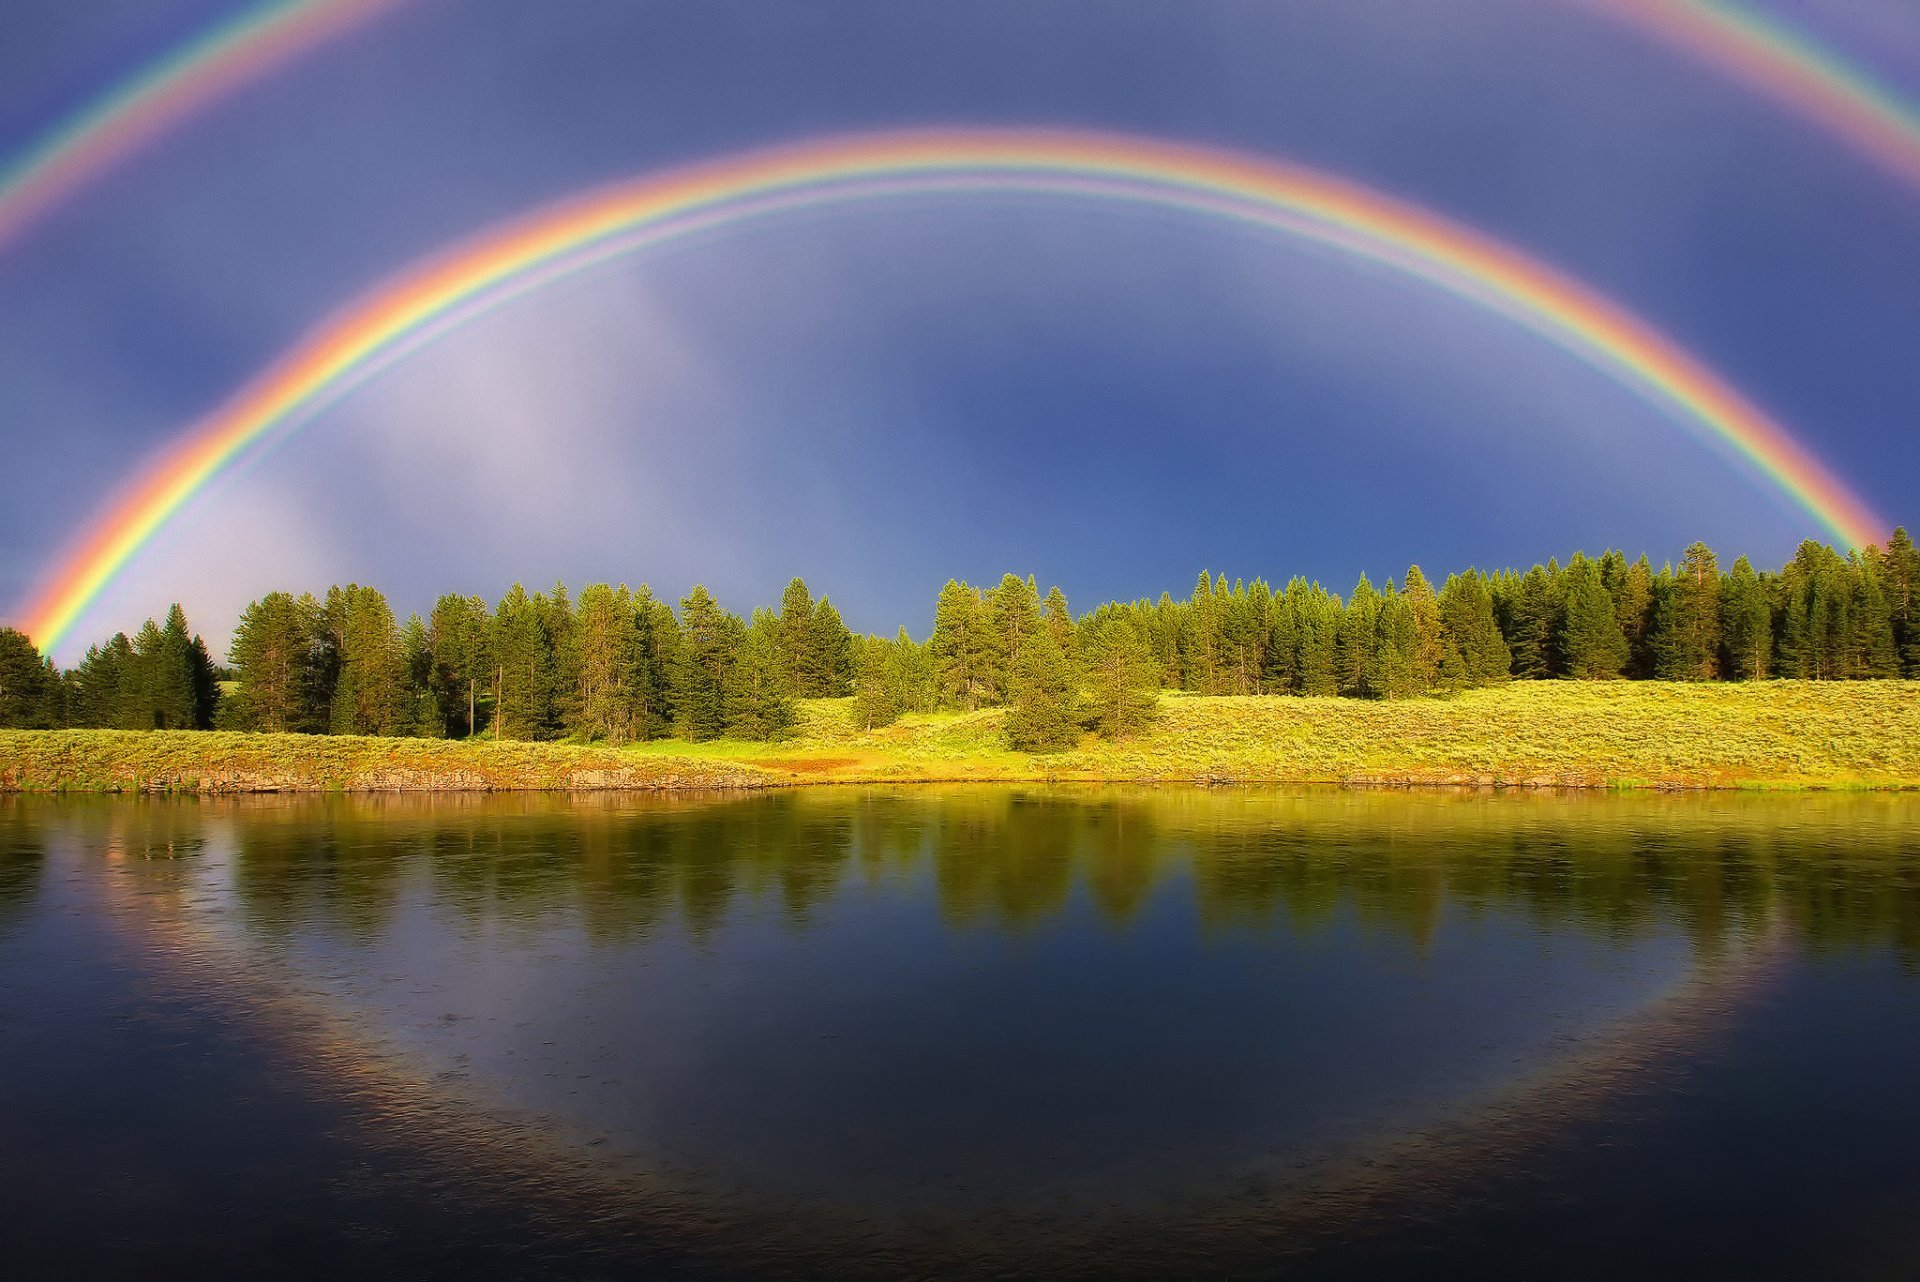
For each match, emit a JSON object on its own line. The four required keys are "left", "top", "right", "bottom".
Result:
{"left": 850, "top": 635, "right": 899, "bottom": 732}
{"left": 1370, "top": 588, "right": 1420, "bottom": 699}
{"left": 1336, "top": 575, "right": 1380, "bottom": 696}
{"left": 34, "top": 529, "right": 1920, "bottom": 747}
{"left": 1004, "top": 627, "right": 1081, "bottom": 753}
{"left": 226, "top": 591, "right": 326, "bottom": 732}
{"left": 324, "top": 586, "right": 410, "bottom": 736}
{"left": 808, "top": 598, "right": 854, "bottom": 698}
{"left": 427, "top": 594, "right": 491, "bottom": 738}
{"left": 1559, "top": 557, "right": 1630, "bottom": 679}
{"left": 1654, "top": 543, "right": 1722, "bottom": 681}
{"left": 673, "top": 585, "right": 736, "bottom": 741}
{"left": 1082, "top": 613, "right": 1159, "bottom": 737}
{"left": 1720, "top": 557, "right": 1772, "bottom": 681}
{"left": 1436, "top": 571, "right": 1510, "bottom": 687}
{"left": 930, "top": 580, "right": 986, "bottom": 710}
{"left": 0, "top": 628, "right": 58, "bottom": 728}
{"left": 983, "top": 573, "right": 1041, "bottom": 704}
{"left": 727, "top": 609, "right": 797, "bottom": 740}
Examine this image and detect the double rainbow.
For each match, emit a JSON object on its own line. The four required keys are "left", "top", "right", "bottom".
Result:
{"left": 14, "top": 128, "right": 1890, "bottom": 652}
{"left": 0, "top": 0, "right": 391, "bottom": 251}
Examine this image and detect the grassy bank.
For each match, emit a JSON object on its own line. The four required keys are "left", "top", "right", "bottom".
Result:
{"left": 3, "top": 681, "right": 1917, "bottom": 793}
{"left": 0, "top": 730, "right": 780, "bottom": 793}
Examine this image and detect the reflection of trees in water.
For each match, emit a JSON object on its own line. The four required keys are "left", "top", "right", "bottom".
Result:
{"left": 112, "top": 789, "right": 1919, "bottom": 963}
{"left": 0, "top": 799, "right": 47, "bottom": 929}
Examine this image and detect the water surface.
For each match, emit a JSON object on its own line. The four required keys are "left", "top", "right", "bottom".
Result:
{"left": 2, "top": 788, "right": 1917, "bottom": 1277}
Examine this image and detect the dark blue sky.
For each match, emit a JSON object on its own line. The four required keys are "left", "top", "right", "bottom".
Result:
{"left": 3, "top": 0, "right": 1918, "bottom": 659}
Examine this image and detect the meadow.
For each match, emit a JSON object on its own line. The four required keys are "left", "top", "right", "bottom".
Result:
{"left": 4, "top": 680, "right": 1917, "bottom": 792}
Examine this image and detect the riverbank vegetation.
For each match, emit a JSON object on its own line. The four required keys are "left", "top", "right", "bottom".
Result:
{"left": 1, "top": 532, "right": 1915, "bottom": 760}
{"left": 4, "top": 680, "right": 1917, "bottom": 792}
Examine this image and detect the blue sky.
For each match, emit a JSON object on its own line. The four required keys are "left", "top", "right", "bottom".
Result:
{"left": 2, "top": 0, "right": 1918, "bottom": 660}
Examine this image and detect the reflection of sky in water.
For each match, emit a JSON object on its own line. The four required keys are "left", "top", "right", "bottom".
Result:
{"left": 167, "top": 803, "right": 1701, "bottom": 1214}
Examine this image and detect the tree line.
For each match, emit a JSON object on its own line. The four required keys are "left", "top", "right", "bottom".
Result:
{"left": 0, "top": 530, "right": 1914, "bottom": 749}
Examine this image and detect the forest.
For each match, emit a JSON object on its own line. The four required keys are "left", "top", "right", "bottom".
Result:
{"left": 0, "top": 531, "right": 1915, "bottom": 753}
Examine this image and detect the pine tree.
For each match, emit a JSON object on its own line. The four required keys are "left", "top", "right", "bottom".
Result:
{"left": 929, "top": 580, "right": 985, "bottom": 710}
{"left": 727, "top": 609, "right": 797, "bottom": 740}
{"left": 850, "top": 634, "right": 899, "bottom": 731}
{"left": 674, "top": 585, "right": 735, "bottom": 740}
{"left": 1559, "top": 558, "right": 1630, "bottom": 679}
{"left": 1402, "top": 565, "right": 1444, "bottom": 692}
{"left": 1437, "top": 571, "right": 1510, "bottom": 687}
{"left": 570, "top": 583, "right": 645, "bottom": 742}
{"left": 66, "top": 633, "right": 135, "bottom": 728}
{"left": 808, "top": 598, "right": 854, "bottom": 697}
{"left": 1293, "top": 581, "right": 1341, "bottom": 697}
{"left": 1004, "top": 627, "right": 1081, "bottom": 752}
{"left": 1336, "top": 575, "right": 1381, "bottom": 696}
{"left": 1720, "top": 557, "right": 1772, "bottom": 681}
{"left": 884, "top": 626, "right": 935, "bottom": 715}
{"left": 1847, "top": 553, "right": 1900, "bottom": 678}
{"left": 1506, "top": 566, "right": 1557, "bottom": 679}
{"left": 632, "top": 587, "right": 680, "bottom": 738}
{"left": 0, "top": 628, "right": 57, "bottom": 729}
{"left": 1883, "top": 528, "right": 1920, "bottom": 676}
{"left": 227, "top": 592, "right": 325, "bottom": 732}
{"left": 427, "top": 594, "right": 491, "bottom": 737}
{"left": 125, "top": 606, "right": 203, "bottom": 730}
{"left": 1082, "top": 614, "right": 1159, "bottom": 737}
{"left": 400, "top": 614, "right": 443, "bottom": 737}
{"left": 1370, "top": 588, "right": 1420, "bottom": 699}
{"left": 1042, "top": 585, "right": 1076, "bottom": 660}
{"left": 1654, "top": 543, "right": 1722, "bottom": 681}
{"left": 983, "top": 573, "right": 1041, "bottom": 703}
{"left": 777, "top": 577, "right": 816, "bottom": 693}
{"left": 490, "top": 584, "right": 552, "bottom": 740}
{"left": 324, "top": 586, "right": 409, "bottom": 735}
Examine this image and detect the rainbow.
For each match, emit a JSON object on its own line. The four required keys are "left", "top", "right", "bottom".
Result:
{"left": 14, "top": 127, "right": 1890, "bottom": 652}
{"left": 0, "top": 0, "right": 392, "bottom": 251}
{"left": 1597, "top": 0, "right": 1920, "bottom": 191}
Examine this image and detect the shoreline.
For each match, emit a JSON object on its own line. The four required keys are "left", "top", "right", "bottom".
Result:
{"left": 6, "top": 680, "right": 1920, "bottom": 794}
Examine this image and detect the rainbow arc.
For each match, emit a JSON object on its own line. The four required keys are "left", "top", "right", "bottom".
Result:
{"left": 14, "top": 128, "right": 1890, "bottom": 652}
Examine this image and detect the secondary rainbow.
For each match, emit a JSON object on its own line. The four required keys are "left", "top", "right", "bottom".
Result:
{"left": 1597, "top": 0, "right": 1920, "bottom": 191}
{"left": 0, "top": 0, "right": 393, "bottom": 251}
{"left": 14, "top": 127, "right": 1890, "bottom": 653}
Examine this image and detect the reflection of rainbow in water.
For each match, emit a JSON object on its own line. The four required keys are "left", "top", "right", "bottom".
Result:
{"left": 82, "top": 798, "right": 1791, "bottom": 1271}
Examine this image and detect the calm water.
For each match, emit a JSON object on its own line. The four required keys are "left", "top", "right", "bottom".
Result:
{"left": 2, "top": 788, "right": 1918, "bottom": 1279}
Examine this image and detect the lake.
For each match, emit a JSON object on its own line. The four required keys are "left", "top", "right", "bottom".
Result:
{"left": 2, "top": 788, "right": 1917, "bottom": 1278}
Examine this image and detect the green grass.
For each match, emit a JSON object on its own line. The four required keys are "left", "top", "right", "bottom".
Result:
{"left": 5, "top": 681, "right": 1918, "bottom": 792}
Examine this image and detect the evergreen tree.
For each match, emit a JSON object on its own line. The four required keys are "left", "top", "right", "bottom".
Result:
{"left": 884, "top": 626, "right": 935, "bottom": 715}
{"left": 1654, "top": 543, "right": 1722, "bottom": 681}
{"left": 1437, "top": 571, "right": 1510, "bottom": 687}
{"left": 1004, "top": 627, "right": 1081, "bottom": 752}
{"left": 1559, "top": 558, "right": 1630, "bottom": 679}
{"left": 227, "top": 592, "right": 324, "bottom": 732}
{"left": 1336, "top": 575, "right": 1381, "bottom": 696}
{"left": 400, "top": 614, "right": 444, "bottom": 737}
{"left": 1402, "top": 565, "right": 1444, "bottom": 692}
{"left": 123, "top": 605, "right": 210, "bottom": 730}
{"left": 632, "top": 587, "right": 680, "bottom": 738}
{"left": 324, "top": 586, "right": 409, "bottom": 735}
{"left": 727, "top": 608, "right": 797, "bottom": 740}
{"left": 1082, "top": 614, "right": 1159, "bottom": 737}
{"left": 1370, "top": 588, "right": 1420, "bottom": 699}
{"left": 66, "top": 633, "right": 135, "bottom": 728}
{"left": 427, "top": 594, "right": 491, "bottom": 737}
{"left": 983, "top": 573, "right": 1041, "bottom": 703}
{"left": 1883, "top": 528, "right": 1920, "bottom": 676}
{"left": 674, "top": 585, "right": 736, "bottom": 740}
{"left": 929, "top": 580, "right": 985, "bottom": 710}
{"left": 1293, "top": 581, "right": 1341, "bottom": 697}
{"left": 850, "top": 635, "right": 899, "bottom": 731}
{"left": 777, "top": 577, "right": 816, "bottom": 692}
{"left": 0, "top": 628, "right": 57, "bottom": 728}
{"left": 1720, "top": 557, "right": 1772, "bottom": 681}
{"left": 808, "top": 598, "right": 854, "bottom": 697}
{"left": 1847, "top": 553, "right": 1900, "bottom": 678}
{"left": 1042, "top": 585, "right": 1076, "bottom": 660}
{"left": 490, "top": 584, "right": 552, "bottom": 740}
{"left": 1505, "top": 566, "right": 1557, "bottom": 679}
{"left": 569, "top": 583, "right": 645, "bottom": 742}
